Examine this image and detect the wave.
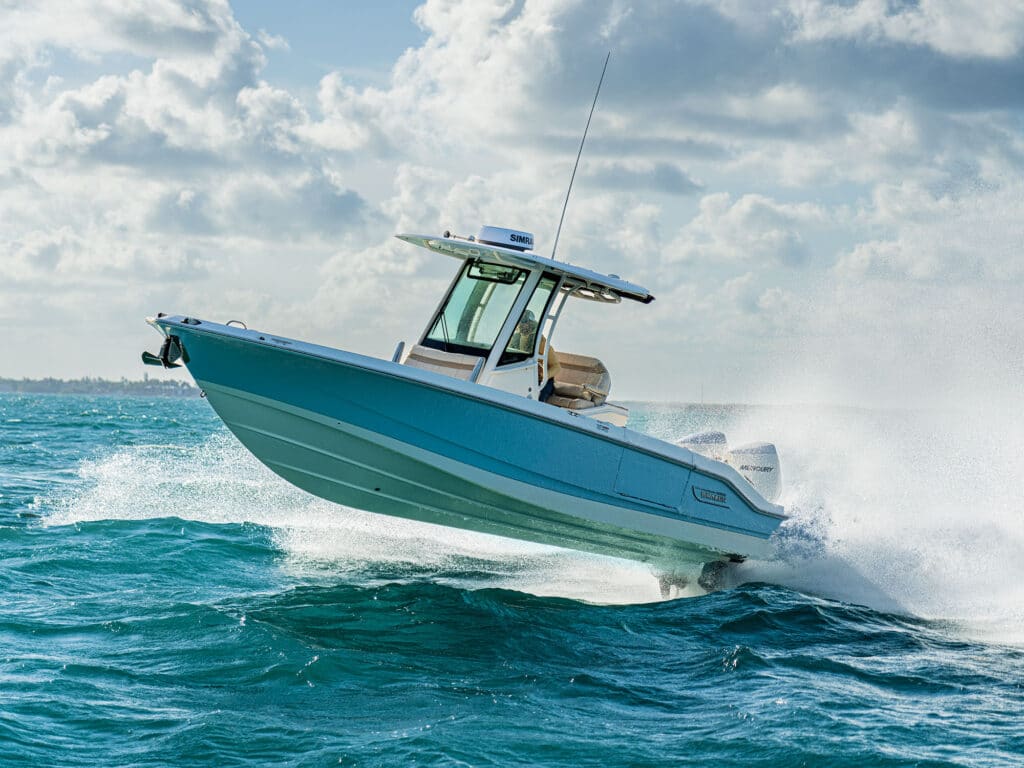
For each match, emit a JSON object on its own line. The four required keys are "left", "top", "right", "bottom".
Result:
{"left": 45, "top": 402, "right": 1024, "bottom": 644}
{"left": 665, "top": 404, "right": 1024, "bottom": 646}
{"left": 44, "top": 432, "right": 668, "bottom": 605}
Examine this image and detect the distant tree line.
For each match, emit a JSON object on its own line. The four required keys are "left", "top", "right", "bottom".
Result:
{"left": 0, "top": 376, "right": 200, "bottom": 397}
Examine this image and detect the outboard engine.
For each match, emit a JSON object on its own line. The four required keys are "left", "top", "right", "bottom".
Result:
{"left": 677, "top": 430, "right": 729, "bottom": 461}
{"left": 727, "top": 442, "right": 782, "bottom": 503}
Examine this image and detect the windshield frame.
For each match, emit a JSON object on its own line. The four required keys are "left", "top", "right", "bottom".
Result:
{"left": 421, "top": 260, "right": 529, "bottom": 357}
{"left": 498, "top": 272, "right": 561, "bottom": 367}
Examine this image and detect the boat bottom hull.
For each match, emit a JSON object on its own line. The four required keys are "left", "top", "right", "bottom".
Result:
{"left": 200, "top": 381, "right": 771, "bottom": 570}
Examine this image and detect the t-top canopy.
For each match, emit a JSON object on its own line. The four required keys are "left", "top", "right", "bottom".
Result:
{"left": 396, "top": 233, "right": 655, "bottom": 304}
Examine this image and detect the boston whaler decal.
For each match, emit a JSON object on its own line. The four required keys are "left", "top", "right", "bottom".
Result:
{"left": 693, "top": 486, "right": 728, "bottom": 507}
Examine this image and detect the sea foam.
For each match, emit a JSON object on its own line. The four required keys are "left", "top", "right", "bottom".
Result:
{"left": 47, "top": 403, "right": 1024, "bottom": 641}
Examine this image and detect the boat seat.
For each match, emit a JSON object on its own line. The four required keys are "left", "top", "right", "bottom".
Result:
{"left": 549, "top": 352, "right": 611, "bottom": 407}
{"left": 546, "top": 393, "right": 598, "bottom": 410}
{"left": 402, "top": 344, "right": 481, "bottom": 380}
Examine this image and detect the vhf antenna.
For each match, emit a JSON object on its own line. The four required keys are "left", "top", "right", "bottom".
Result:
{"left": 550, "top": 51, "right": 610, "bottom": 261}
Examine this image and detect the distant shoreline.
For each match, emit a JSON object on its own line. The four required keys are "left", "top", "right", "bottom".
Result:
{"left": 0, "top": 376, "right": 200, "bottom": 397}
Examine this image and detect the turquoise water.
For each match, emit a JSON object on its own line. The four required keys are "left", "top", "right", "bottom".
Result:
{"left": 2, "top": 394, "right": 1022, "bottom": 766}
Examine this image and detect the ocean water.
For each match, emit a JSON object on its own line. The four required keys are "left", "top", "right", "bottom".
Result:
{"left": 1, "top": 393, "right": 1022, "bottom": 766}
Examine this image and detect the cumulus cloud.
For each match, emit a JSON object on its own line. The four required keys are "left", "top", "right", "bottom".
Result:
{"left": 0, "top": 0, "right": 1021, "bottom": 405}
{"left": 835, "top": 180, "right": 1024, "bottom": 282}
{"left": 666, "top": 193, "right": 827, "bottom": 269}
{"left": 584, "top": 160, "right": 702, "bottom": 196}
{"left": 255, "top": 29, "right": 289, "bottom": 52}
{"left": 789, "top": 0, "right": 1024, "bottom": 60}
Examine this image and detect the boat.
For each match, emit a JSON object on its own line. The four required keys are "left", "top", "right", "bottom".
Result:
{"left": 143, "top": 225, "right": 785, "bottom": 590}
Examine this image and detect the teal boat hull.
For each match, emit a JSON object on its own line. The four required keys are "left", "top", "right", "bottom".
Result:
{"left": 151, "top": 316, "right": 784, "bottom": 571}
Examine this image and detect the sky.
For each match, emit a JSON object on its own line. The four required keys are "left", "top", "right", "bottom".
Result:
{"left": 1, "top": 0, "right": 1022, "bottom": 405}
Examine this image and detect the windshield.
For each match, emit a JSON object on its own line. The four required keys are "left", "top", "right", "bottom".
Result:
{"left": 424, "top": 261, "right": 528, "bottom": 356}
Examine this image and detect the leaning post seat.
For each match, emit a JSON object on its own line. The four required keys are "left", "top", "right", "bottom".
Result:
{"left": 402, "top": 344, "right": 482, "bottom": 380}
{"left": 545, "top": 353, "right": 611, "bottom": 410}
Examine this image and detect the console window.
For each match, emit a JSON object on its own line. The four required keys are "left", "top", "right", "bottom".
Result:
{"left": 424, "top": 262, "right": 528, "bottom": 355}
